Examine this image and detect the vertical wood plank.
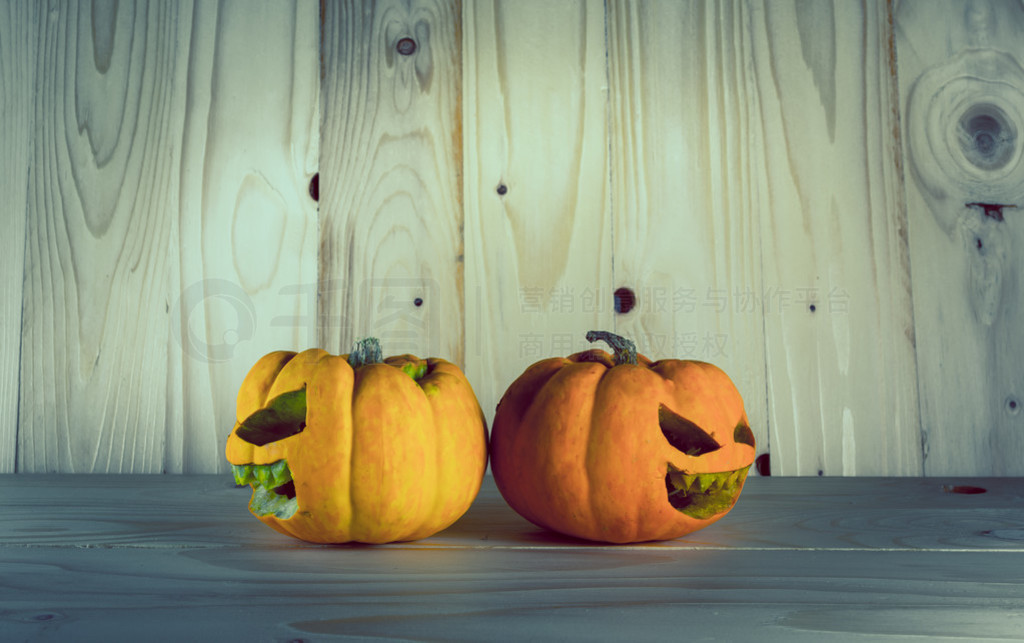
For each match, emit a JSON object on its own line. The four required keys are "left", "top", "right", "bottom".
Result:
{"left": 19, "top": 1, "right": 191, "bottom": 472}
{"left": 0, "top": 0, "right": 37, "bottom": 472}
{"left": 605, "top": 0, "right": 770, "bottom": 462}
{"left": 18, "top": 0, "right": 318, "bottom": 473}
{"left": 896, "top": 0, "right": 1024, "bottom": 474}
{"left": 463, "top": 0, "right": 612, "bottom": 421}
{"left": 319, "top": 0, "right": 464, "bottom": 365}
{"left": 748, "top": 0, "right": 921, "bottom": 475}
{"left": 171, "top": 0, "right": 320, "bottom": 473}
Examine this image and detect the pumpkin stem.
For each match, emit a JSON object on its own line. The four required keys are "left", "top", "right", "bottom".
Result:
{"left": 348, "top": 337, "right": 383, "bottom": 368}
{"left": 585, "top": 330, "right": 638, "bottom": 366}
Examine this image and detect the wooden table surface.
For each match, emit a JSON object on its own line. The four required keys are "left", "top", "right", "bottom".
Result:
{"left": 2, "top": 475, "right": 1023, "bottom": 641}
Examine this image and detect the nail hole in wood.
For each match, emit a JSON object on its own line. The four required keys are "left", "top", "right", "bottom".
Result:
{"left": 1007, "top": 397, "right": 1019, "bottom": 415}
{"left": 755, "top": 453, "right": 770, "bottom": 476}
{"left": 614, "top": 287, "right": 636, "bottom": 314}
{"left": 414, "top": 297, "right": 423, "bottom": 307}
{"left": 496, "top": 184, "right": 508, "bottom": 196}
{"left": 809, "top": 304, "right": 816, "bottom": 313}
{"left": 396, "top": 37, "right": 417, "bottom": 56}
{"left": 309, "top": 173, "right": 319, "bottom": 201}
{"left": 943, "top": 485, "right": 987, "bottom": 494}
{"left": 981, "top": 529, "right": 1024, "bottom": 541}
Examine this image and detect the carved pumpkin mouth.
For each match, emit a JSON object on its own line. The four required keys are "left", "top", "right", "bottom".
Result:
{"left": 665, "top": 463, "right": 750, "bottom": 520}
{"left": 233, "top": 460, "right": 298, "bottom": 519}
{"left": 657, "top": 402, "right": 753, "bottom": 520}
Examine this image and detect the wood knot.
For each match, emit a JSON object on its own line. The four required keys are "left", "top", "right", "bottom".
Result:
{"left": 396, "top": 37, "right": 417, "bottom": 56}
{"left": 958, "top": 104, "right": 1016, "bottom": 171}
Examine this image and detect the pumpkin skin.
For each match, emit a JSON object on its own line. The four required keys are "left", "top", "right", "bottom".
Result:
{"left": 225, "top": 344, "right": 488, "bottom": 544}
{"left": 490, "top": 332, "right": 755, "bottom": 544}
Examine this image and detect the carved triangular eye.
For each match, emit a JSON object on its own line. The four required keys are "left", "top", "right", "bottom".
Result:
{"left": 236, "top": 388, "right": 307, "bottom": 446}
{"left": 734, "top": 422, "right": 755, "bottom": 447}
{"left": 659, "top": 405, "right": 721, "bottom": 456}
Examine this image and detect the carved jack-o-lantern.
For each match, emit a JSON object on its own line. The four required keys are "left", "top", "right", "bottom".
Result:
{"left": 225, "top": 341, "right": 488, "bottom": 544}
{"left": 490, "top": 331, "right": 755, "bottom": 543}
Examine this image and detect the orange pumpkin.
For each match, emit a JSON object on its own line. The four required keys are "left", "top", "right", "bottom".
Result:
{"left": 490, "top": 331, "right": 755, "bottom": 543}
{"left": 225, "top": 339, "right": 488, "bottom": 544}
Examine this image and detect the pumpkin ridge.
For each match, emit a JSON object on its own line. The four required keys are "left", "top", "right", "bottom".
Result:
{"left": 585, "top": 363, "right": 654, "bottom": 542}
{"left": 420, "top": 365, "right": 452, "bottom": 538}
{"left": 530, "top": 362, "right": 603, "bottom": 534}
{"left": 256, "top": 352, "right": 296, "bottom": 411}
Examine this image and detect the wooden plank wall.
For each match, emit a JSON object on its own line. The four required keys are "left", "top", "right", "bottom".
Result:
{"left": 896, "top": 0, "right": 1024, "bottom": 474}
{"left": 0, "top": 0, "right": 35, "bottom": 473}
{"left": 2, "top": 0, "right": 1021, "bottom": 476}
{"left": 4, "top": 0, "right": 319, "bottom": 473}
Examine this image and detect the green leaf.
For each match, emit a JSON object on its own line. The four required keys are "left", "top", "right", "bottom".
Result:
{"left": 236, "top": 387, "right": 307, "bottom": 446}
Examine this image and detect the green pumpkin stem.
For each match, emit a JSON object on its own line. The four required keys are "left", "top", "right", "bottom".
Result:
{"left": 585, "top": 330, "right": 638, "bottom": 366}
{"left": 348, "top": 337, "right": 383, "bottom": 368}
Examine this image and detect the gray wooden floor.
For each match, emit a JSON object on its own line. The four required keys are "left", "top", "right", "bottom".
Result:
{"left": 2, "top": 475, "right": 1023, "bottom": 641}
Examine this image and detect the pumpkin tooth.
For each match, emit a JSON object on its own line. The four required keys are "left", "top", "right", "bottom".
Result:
{"left": 232, "top": 464, "right": 254, "bottom": 486}
{"left": 270, "top": 460, "right": 291, "bottom": 487}
{"left": 255, "top": 463, "right": 274, "bottom": 487}
{"left": 726, "top": 469, "right": 741, "bottom": 487}
{"left": 696, "top": 473, "right": 715, "bottom": 492}
{"left": 718, "top": 470, "right": 732, "bottom": 488}
{"left": 682, "top": 473, "right": 697, "bottom": 492}
{"left": 737, "top": 465, "right": 750, "bottom": 484}
{"left": 718, "top": 470, "right": 733, "bottom": 488}
{"left": 666, "top": 470, "right": 686, "bottom": 495}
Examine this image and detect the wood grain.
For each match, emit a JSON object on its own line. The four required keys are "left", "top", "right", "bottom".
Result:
{"left": 896, "top": 0, "right": 1024, "bottom": 474}
{"left": 606, "top": 0, "right": 770, "bottom": 462}
{"left": 747, "top": 0, "right": 921, "bottom": 475}
{"left": 2, "top": 475, "right": 1024, "bottom": 640}
{"left": 0, "top": 0, "right": 37, "bottom": 472}
{"left": 17, "top": 1, "right": 319, "bottom": 473}
{"left": 170, "top": 0, "right": 319, "bottom": 473}
{"left": 319, "top": 0, "right": 465, "bottom": 365}
{"left": 606, "top": 0, "right": 920, "bottom": 476}
{"left": 3, "top": 475, "right": 1023, "bottom": 551}
{"left": 463, "top": 0, "right": 613, "bottom": 421}
{"left": 18, "top": 1, "right": 191, "bottom": 472}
